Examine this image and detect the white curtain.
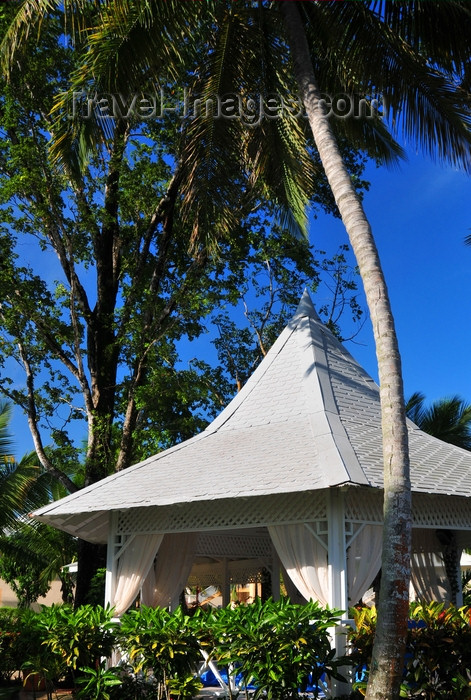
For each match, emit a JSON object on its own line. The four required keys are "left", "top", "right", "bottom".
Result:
{"left": 141, "top": 532, "right": 197, "bottom": 610}
{"left": 411, "top": 530, "right": 450, "bottom": 602}
{"left": 268, "top": 524, "right": 329, "bottom": 606}
{"left": 281, "top": 563, "right": 307, "bottom": 604}
{"left": 347, "top": 524, "right": 383, "bottom": 605}
{"left": 113, "top": 533, "right": 164, "bottom": 616}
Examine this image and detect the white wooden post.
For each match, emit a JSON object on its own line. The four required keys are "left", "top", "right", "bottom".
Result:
{"left": 327, "top": 488, "right": 350, "bottom": 697}
{"left": 105, "top": 510, "right": 119, "bottom": 610}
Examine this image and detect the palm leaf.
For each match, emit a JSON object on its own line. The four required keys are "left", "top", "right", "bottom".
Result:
{"left": 406, "top": 392, "right": 471, "bottom": 450}
{"left": 302, "top": 1, "right": 471, "bottom": 171}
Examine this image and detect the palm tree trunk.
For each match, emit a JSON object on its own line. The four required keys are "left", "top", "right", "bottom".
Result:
{"left": 281, "top": 4, "right": 411, "bottom": 698}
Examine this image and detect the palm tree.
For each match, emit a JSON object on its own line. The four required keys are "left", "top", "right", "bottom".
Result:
{"left": 3, "top": 2, "right": 471, "bottom": 696}
{"left": 0, "top": 401, "right": 78, "bottom": 604}
{"left": 0, "top": 402, "right": 56, "bottom": 529}
{"left": 406, "top": 391, "right": 471, "bottom": 450}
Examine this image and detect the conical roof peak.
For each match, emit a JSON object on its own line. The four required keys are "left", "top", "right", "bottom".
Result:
{"left": 32, "top": 293, "right": 471, "bottom": 543}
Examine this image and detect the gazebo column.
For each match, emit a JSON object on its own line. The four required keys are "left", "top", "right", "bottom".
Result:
{"left": 327, "top": 489, "right": 350, "bottom": 696}
{"left": 327, "top": 488, "right": 348, "bottom": 613}
{"left": 104, "top": 510, "right": 119, "bottom": 609}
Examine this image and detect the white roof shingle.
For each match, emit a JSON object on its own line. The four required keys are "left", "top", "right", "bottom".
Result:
{"left": 33, "top": 291, "right": 471, "bottom": 540}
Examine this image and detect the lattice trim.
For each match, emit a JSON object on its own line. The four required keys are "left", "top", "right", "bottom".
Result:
{"left": 187, "top": 557, "right": 272, "bottom": 588}
{"left": 115, "top": 487, "right": 471, "bottom": 544}
{"left": 117, "top": 491, "right": 327, "bottom": 535}
{"left": 412, "top": 494, "right": 471, "bottom": 529}
{"left": 196, "top": 531, "right": 272, "bottom": 558}
{"left": 345, "top": 487, "right": 471, "bottom": 531}
{"left": 345, "top": 488, "right": 383, "bottom": 523}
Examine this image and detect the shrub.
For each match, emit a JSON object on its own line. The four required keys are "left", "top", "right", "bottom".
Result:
{"left": 118, "top": 604, "right": 202, "bottom": 700}
{"left": 0, "top": 608, "right": 28, "bottom": 684}
{"left": 199, "top": 598, "right": 346, "bottom": 700}
{"left": 0, "top": 599, "right": 346, "bottom": 699}
{"left": 349, "top": 602, "right": 471, "bottom": 699}
{"left": 37, "top": 604, "right": 118, "bottom": 688}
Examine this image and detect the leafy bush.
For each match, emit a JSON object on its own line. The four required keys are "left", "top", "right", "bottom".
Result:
{"left": 118, "top": 604, "right": 202, "bottom": 700}
{"left": 0, "top": 599, "right": 346, "bottom": 698}
{"left": 0, "top": 608, "right": 27, "bottom": 684}
{"left": 200, "top": 598, "right": 346, "bottom": 700}
{"left": 349, "top": 602, "right": 471, "bottom": 699}
{"left": 38, "top": 604, "right": 117, "bottom": 681}
{"left": 0, "top": 606, "right": 62, "bottom": 695}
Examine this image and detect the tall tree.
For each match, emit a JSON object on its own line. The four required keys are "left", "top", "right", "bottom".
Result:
{"left": 0, "top": 5, "right": 367, "bottom": 605}
{"left": 3, "top": 3, "right": 471, "bottom": 694}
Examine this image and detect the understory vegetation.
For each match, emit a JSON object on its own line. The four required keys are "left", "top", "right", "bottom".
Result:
{"left": 0, "top": 599, "right": 470, "bottom": 699}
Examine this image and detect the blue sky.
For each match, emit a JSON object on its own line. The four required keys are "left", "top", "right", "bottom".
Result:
{"left": 313, "top": 149, "right": 470, "bottom": 405}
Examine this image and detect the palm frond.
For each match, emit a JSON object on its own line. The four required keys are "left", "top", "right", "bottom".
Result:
{"left": 302, "top": 1, "right": 471, "bottom": 172}
{"left": 374, "top": 1, "right": 471, "bottom": 78}
{"left": 178, "top": 2, "right": 266, "bottom": 249}
{"left": 406, "top": 392, "right": 471, "bottom": 450}
{"left": 0, "top": 401, "right": 14, "bottom": 457}
{"left": 0, "top": 401, "right": 60, "bottom": 530}
{"left": 405, "top": 391, "right": 427, "bottom": 426}
{"left": 0, "top": 0, "right": 92, "bottom": 76}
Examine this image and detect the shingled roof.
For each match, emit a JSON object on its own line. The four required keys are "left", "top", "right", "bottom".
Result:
{"left": 33, "top": 291, "right": 471, "bottom": 539}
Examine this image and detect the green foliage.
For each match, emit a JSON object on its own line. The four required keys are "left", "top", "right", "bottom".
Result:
{"left": 406, "top": 393, "right": 471, "bottom": 451}
{"left": 0, "top": 520, "right": 77, "bottom": 607}
{"left": 0, "top": 607, "right": 60, "bottom": 692}
{"left": 349, "top": 603, "right": 471, "bottom": 699}
{"left": 199, "top": 598, "right": 346, "bottom": 699}
{"left": 0, "top": 405, "right": 78, "bottom": 606}
{"left": 75, "top": 662, "right": 123, "bottom": 700}
{"left": 8, "top": 600, "right": 471, "bottom": 699}
{"left": 0, "top": 607, "right": 29, "bottom": 683}
{"left": 0, "top": 1, "right": 366, "bottom": 604}
{"left": 118, "top": 605, "right": 202, "bottom": 699}
{"left": 0, "top": 546, "right": 50, "bottom": 608}
{"left": 0, "top": 9, "right": 365, "bottom": 476}
{"left": 38, "top": 604, "right": 117, "bottom": 676}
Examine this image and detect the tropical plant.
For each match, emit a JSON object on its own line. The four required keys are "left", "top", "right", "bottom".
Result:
{"left": 0, "top": 521, "right": 77, "bottom": 606}
{"left": 0, "top": 400, "right": 77, "bottom": 605}
{"left": 0, "top": 401, "right": 78, "bottom": 606}
{"left": 349, "top": 602, "right": 471, "bottom": 699}
{"left": 118, "top": 605, "right": 202, "bottom": 700}
{"left": 75, "top": 662, "right": 123, "bottom": 700}
{"left": 0, "top": 404, "right": 56, "bottom": 530}
{"left": 0, "top": 607, "right": 26, "bottom": 685}
{"left": 406, "top": 392, "right": 471, "bottom": 450}
{"left": 37, "top": 604, "right": 118, "bottom": 688}
{"left": 199, "top": 598, "right": 346, "bottom": 700}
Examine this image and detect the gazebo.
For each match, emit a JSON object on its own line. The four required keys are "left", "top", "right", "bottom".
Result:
{"left": 34, "top": 292, "right": 471, "bottom": 630}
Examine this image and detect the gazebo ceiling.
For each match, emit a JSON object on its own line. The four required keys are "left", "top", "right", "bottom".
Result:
{"left": 33, "top": 291, "right": 471, "bottom": 543}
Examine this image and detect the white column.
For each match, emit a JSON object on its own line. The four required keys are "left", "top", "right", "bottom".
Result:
{"left": 327, "top": 488, "right": 350, "bottom": 697}
{"left": 104, "top": 510, "right": 119, "bottom": 610}
{"left": 327, "top": 488, "right": 348, "bottom": 612}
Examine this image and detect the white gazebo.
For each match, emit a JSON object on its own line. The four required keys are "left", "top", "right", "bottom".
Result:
{"left": 33, "top": 292, "right": 471, "bottom": 630}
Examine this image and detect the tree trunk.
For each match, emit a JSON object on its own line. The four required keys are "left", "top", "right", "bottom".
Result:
{"left": 281, "top": 5, "right": 411, "bottom": 698}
